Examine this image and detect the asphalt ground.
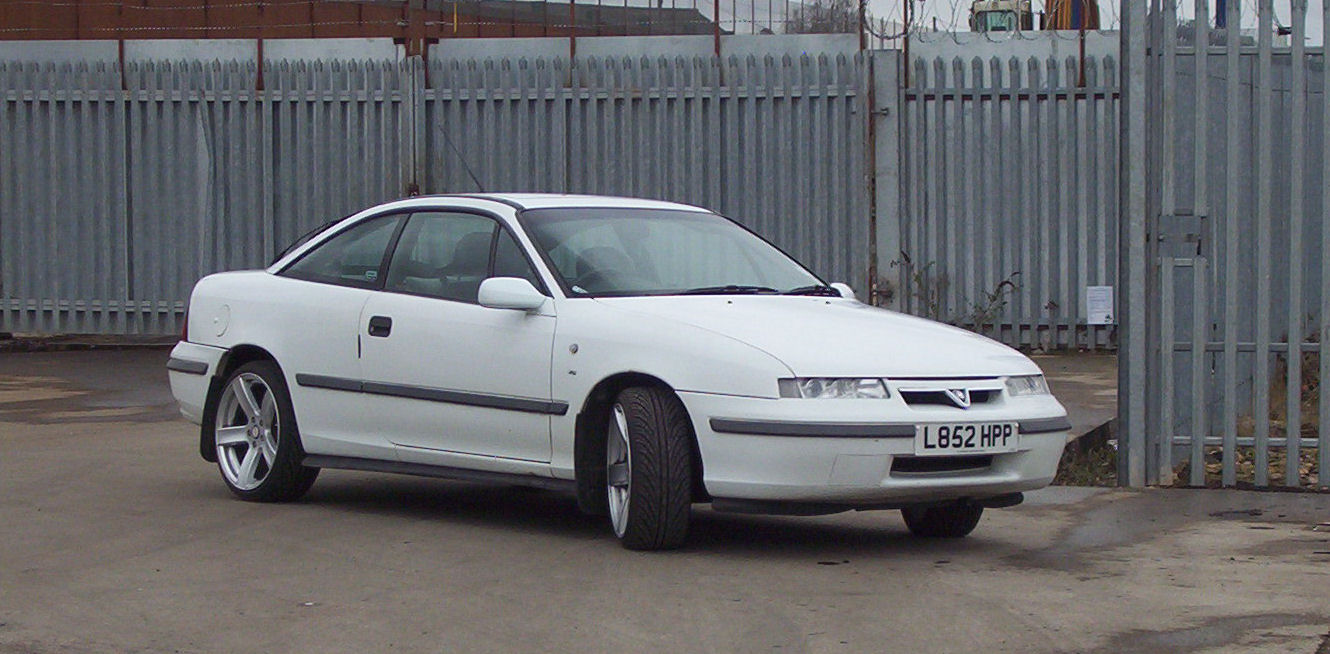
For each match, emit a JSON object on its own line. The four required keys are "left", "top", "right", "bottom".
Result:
{"left": 1, "top": 349, "right": 1328, "bottom": 654}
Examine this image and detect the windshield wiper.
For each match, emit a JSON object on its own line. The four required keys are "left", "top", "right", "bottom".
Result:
{"left": 782, "top": 284, "right": 841, "bottom": 297}
{"left": 678, "top": 285, "right": 779, "bottom": 295}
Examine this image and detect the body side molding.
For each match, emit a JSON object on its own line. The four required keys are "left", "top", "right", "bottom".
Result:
{"left": 709, "top": 418, "right": 916, "bottom": 438}
{"left": 1016, "top": 416, "right": 1073, "bottom": 434}
{"left": 295, "top": 373, "right": 568, "bottom": 415}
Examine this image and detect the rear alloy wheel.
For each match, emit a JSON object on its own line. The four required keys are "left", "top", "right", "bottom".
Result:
{"left": 901, "top": 503, "right": 984, "bottom": 538}
{"left": 605, "top": 387, "right": 693, "bottom": 550}
{"left": 213, "top": 361, "right": 318, "bottom": 502}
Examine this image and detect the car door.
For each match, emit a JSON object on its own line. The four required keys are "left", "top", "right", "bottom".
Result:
{"left": 271, "top": 212, "right": 405, "bottom": 460}
{"left": 358, "top": 209, "right": 558, "bottom": 463}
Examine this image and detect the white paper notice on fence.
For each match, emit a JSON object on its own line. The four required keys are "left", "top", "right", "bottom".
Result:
{"left": 1086, "top": 286, "right": 1114, "bottom": 325}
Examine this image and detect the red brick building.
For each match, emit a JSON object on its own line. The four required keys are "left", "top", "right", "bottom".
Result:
{"left": 0, "top": 0, "right": 715, "bottom": 47}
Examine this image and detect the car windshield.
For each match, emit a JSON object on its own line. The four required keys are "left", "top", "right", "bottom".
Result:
{"left": 520, "top": 208, "right": 829, "bottom": 297}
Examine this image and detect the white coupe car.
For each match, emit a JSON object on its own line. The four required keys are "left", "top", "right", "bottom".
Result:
{"left": 168, "top": 194, "right": 1070, "bottom": 550}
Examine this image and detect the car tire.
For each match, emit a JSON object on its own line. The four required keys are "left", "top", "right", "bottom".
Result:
{"left": 605, "top": 386, "right": 693, "bottom": 550}
{"left": 901, "top": 503, "right": 984, "bottom": 538}
{"left": 212, "top": 360, "right": 318, "bottom": 502}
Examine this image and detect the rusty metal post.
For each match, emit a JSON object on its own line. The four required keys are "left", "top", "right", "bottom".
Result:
{"left": 714, "top": 0, "right": 722, "bottom": 57}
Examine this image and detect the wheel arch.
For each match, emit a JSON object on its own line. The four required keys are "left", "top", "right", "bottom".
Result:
{"left": 199, "top": 344, "right": 281, "bottom": 463}
{"left": 573, "top": 371, "right": 709, "bottom": 515}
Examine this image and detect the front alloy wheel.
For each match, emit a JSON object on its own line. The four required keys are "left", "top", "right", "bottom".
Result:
{"left": 604, "top": 387, "right": 693, "bottom": 550}
{"left": 606, "top": 404, "right": 632, "bottom": 538}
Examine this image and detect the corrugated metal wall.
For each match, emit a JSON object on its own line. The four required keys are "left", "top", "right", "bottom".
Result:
{"left": 0, "top": 53, "right": 868, "bottom": 335}
{"left": 894, "top": 54, "right": 1120, "bottom": 350}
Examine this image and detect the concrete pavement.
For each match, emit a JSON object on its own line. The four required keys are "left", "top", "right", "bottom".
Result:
{"left": 1, "top": 349, "right": 1327, "bottom": 654}
{"left": 1035, "top": 352, "right": 1118, "bottom": 441}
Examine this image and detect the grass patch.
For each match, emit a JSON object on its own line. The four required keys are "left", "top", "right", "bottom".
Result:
{"left": 1053, "top": 420, "right": 1117, "bottom": 486}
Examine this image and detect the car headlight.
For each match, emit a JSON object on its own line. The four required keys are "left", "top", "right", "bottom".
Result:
{"left": 1005, "top": 374, "right": 1050, "bottom": 396}
{"left": 778, "top": 378, "right": 889, "bottom": 399}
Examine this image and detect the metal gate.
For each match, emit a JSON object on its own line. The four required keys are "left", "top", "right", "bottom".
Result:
{"left": 1120, "top": 0, "right": 1329, "bottom": 488}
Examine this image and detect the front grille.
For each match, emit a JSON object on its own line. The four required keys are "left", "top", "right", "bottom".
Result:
{"left": 898, "top": 389, "right": 999, "bottom": 407}
{"left": 891, "top": 455, "right": 994, "bottom": 474}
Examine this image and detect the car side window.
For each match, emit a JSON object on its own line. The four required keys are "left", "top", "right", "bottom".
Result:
{"left": 384, "top": 212, "right": 498, "bottom": 303}
{"left": 280, "top": 215, "right": 402, "bottom": 288}
{"left": 493, "top": 229, "right": 544, "bottom": 291}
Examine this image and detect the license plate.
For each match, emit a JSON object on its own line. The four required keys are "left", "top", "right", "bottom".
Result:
{"left": 914, "top": 423, "right": 1019, "bottom": 456}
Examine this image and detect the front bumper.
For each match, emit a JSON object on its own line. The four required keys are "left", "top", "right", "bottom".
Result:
{"left": 679, "top": 391, "right": 1069, "bottom": 506}
{"left": 167, "top": 341, "right": 227, "bottom": 424}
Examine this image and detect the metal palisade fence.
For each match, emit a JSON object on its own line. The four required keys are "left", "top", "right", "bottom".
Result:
{"left": 7, "top": 27, "right": 1326, "bottom": 491}
{"left": 0, "top": 59, "right": 412, "bottom": 334}
{"left": 0, "top": 41, "right": 1121, "bottom": 353}
{"left": 0, "top": 51, "right": 867, "bottom": 335}
{"left": 891, "top": 51, "right": 1120, "bottom": 350}
{"left": 1118, "top": 0, "right": 1330, "bottom": 489}
{"left": 422, "top": 53, "right": 868, "bottom": 285}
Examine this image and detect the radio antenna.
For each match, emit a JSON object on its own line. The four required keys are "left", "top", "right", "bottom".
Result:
{"left": 437, "top": 124, "right": 487, "bottom": 192}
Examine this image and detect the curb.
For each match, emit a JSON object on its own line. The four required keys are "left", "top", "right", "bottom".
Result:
{"left": 0, "top": 334, "right": 177, "bottom": 353}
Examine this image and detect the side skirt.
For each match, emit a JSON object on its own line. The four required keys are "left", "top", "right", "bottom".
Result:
{"left": 301, "top": 454, "right": 577, "bottom": 493}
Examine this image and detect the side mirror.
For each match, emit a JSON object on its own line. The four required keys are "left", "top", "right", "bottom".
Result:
{"left": 830, "top": 283, "right": 856, "bottom": 300}
{"left": 478, "top": 277, "right": 547, "bottom": 311}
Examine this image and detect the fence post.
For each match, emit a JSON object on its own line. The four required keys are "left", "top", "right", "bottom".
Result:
{"left": 1119, "top": 0, "right": 1149, "bottom": 487}
{"left": 405, "top": 55, "right": 427, "bottom": 195}
{"left": 1321, "top": 0, "right": 1330, "bottom": 488}
{"left": 0, "top": 64, "right": 6, "bottom": 331}
{"left": 870, "top": 49, "right": 902, "bottom": 309}
{"left": 260, "top": 59, "right": 275, "bottom": 262}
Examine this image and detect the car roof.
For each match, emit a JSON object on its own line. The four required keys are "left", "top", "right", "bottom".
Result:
{"left": 419, "top": 193, "right": 713, "bottom": 213}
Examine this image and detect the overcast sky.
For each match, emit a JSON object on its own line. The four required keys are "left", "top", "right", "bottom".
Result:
{"left": 867, "top": 0, "right": 1327, "bottom": 44}
{"left": 703, "top": 0, "right": 1326, "bottom": 45}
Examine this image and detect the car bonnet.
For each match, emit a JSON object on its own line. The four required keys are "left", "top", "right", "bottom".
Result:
{"left": 591, "top": 295, "right": 1042, "bottom": 379}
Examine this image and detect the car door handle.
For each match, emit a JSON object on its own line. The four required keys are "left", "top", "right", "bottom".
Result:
{"left": 367, "top": 315, "right": 393, "bottom": 338}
